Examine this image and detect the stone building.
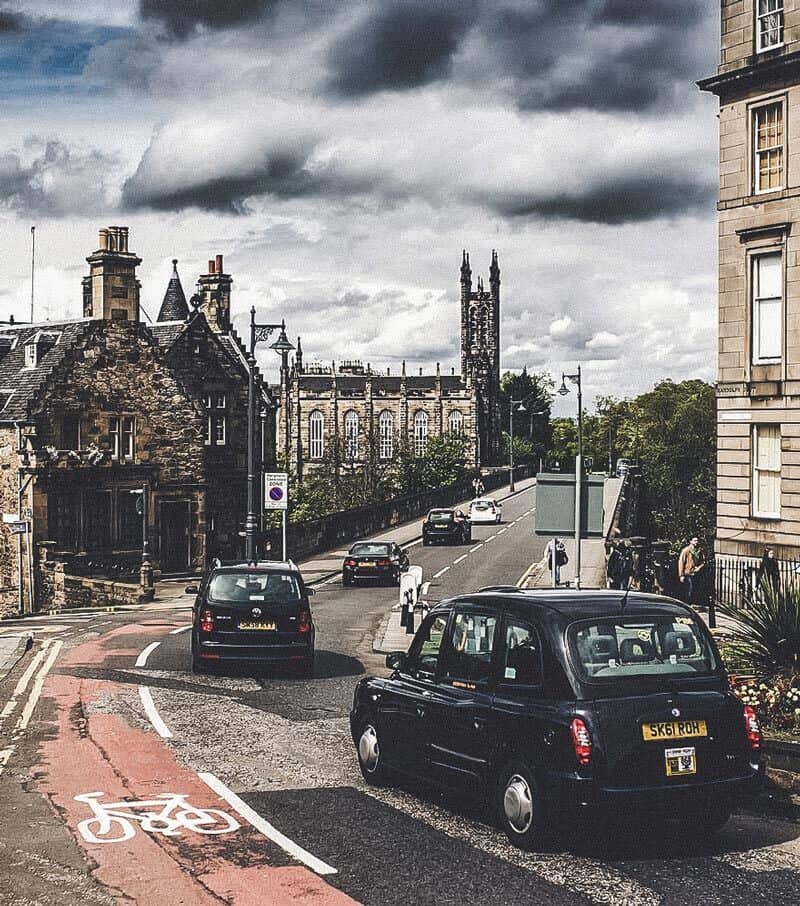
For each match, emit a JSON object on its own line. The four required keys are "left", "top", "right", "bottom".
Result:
{"left": 700, "top": 2, "right": 800, "bottom": 571}
{"left": 278, "top": 251, "right": 502, "bottom": 478}
{"left": 0, "top": 227, "right": 275, "bottom": 616}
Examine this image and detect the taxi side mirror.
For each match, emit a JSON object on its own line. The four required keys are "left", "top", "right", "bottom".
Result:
{"left": 386, "top": 652, "right": 407, "bottom": 671}
{"left": 185, "top": 584, "right": 199, "bottom": 595}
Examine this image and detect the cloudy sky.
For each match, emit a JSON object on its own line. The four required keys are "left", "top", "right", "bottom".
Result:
{"left": 0, "top": 0, "right": 720, "bottom": 412}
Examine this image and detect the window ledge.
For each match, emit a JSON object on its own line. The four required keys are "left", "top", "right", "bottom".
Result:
{"left": 751, "top": 513, "right": 781, "bottom": 521}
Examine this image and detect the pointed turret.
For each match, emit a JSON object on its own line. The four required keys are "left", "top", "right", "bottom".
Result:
{"left": 296, "top": 336, "right": 303, "bottom": 373}
{"left": 157, "top": 259, "right": 190, "bottom": 322}
{"left": 460, "top": 249, "right": 471, "bottom": 282}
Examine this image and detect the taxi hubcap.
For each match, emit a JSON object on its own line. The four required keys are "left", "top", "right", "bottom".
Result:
{"left": 503, "top": 774, "right": 533, "bottom": 833}
{"left": 359, "top": 725, "right": 380, "bottom": 773}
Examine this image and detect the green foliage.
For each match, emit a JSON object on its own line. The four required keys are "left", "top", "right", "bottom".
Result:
{"left": 499, "top": 368, "right": 553, "bottom": 462}
{"left": 719, "top": 580, "right": 800, "bottom": 676}
{"left": 501, "top": 432, "right": 538, "bottom": 465}
{"left": 394, "top": 433, "right": 470, "bottom": 495}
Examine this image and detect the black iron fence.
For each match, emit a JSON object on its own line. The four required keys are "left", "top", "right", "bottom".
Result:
{"left": 713, "top": 556, "right": 800, "bottom": 609}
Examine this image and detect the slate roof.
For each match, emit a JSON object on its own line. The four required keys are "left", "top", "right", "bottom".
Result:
{"left": 157, "top": 260, "right": 190, "bottom": 322}
{"left": 148, "top": 321, "right": 187, "bottom": 351}
{"left": 295, "top": 372, "right": 467, "bottom": 396}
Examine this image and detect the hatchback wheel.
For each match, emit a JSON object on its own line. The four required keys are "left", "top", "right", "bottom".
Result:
{"left": 497, "top": 760, "right": 548, "bottom": 850}
{"left": 356, "top": 718, "right": 389, "bottom": 785}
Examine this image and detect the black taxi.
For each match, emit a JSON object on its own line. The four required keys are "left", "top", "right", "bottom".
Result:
{"left": 350, "top": 590, "right": 764, "bottom": 849}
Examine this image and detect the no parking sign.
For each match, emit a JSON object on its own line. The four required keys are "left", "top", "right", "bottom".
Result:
{"left": 264, "top": 472, "right": 288, "bottom": 510}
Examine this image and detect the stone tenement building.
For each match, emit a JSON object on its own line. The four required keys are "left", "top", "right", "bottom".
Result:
{"left": 0, "top": 226, "right": 275, "bottom": 616}
{"left": 278, "top": 251, "right": 502, "bottom": 478}
{"left": 700, "top": 2, "right": 800, "bottom": 573}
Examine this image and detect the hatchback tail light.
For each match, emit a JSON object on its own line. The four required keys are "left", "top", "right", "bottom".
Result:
{"left": 570, "top": 717, "right": 593, "bottom": 766}
{"left": 297, "top": 609, "right": 312, "bottom": 634}
{"left": 743, "top": 705, "right": 761, "bottom": 750}
{"left": 200, "top": 609, "right": 214, "bottom": 633}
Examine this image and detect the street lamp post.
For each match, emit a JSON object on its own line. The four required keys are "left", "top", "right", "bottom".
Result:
{"left": 246, "top": 309, "right": 293, "bottom": 563}
{"left": 130, "top": 488, "right": 152, "bottom": 591}
{"left": 558, "top": 365, "right": 583, "bottom": 589}
{"left": 509, "top": 394, "right": 546, "bottom": 493}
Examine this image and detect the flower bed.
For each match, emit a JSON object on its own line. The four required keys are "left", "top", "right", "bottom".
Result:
{"left": 730, "top": 675, "right": 800, "bottom": 736}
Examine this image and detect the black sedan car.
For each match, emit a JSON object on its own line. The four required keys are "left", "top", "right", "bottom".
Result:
{"left": 342, "top": 541, "right": 410, "bottom": 586}
{"left": 188, "top": 560, "right": 315, "bottom": 676}
{"left": 350, "top": 590, "right": 764, "bottom": 849}
{"left": 422, "top": 508, "right": 471, "bottom": 545}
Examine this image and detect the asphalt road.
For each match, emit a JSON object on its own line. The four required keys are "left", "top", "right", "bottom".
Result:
{"left": 2, "top": 483, "right": 800, "bottom": 905}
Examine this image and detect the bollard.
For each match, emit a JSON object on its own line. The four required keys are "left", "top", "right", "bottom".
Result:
{"left": 405, "top": 603, "right": 415, "bottom": 634}
{"left": 708, "top": 595, "right": 717, "bottom": 630}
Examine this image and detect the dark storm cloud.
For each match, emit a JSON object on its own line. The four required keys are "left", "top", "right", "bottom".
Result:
{"left": 489, "top": 173, "right": 716, "bottom": 226}
{"left": 327, "top": 1, "right": 476, "bottom": 96}
{"left": 0, "top": 9, "right": 22, "bottom": 32}
{"left": 594, "top": 0, "right": 705, "bottom": 27}
{"left": 139, "top": 0, "right": 278, "bottom": 38}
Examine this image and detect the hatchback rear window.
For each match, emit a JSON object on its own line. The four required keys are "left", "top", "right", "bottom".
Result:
{"left": 569, "top": 616, "right": 717, "bottom": 680}
{"left": 350, "top": 543, "right": 391, "bottom": 556}
{"left": 209, "top": 572, "right": 302, "bottom": 604}
{"left": 429, "top": 512, "right": 454, "bottom": 523}
{"left": 472, "top": 502, "right": 490, "bottom": 510}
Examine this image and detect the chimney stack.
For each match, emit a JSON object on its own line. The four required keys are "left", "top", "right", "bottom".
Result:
{"left": 197, "top": 253, "right": 232, "bottom": 333}
{"left": 84, "top": 226, "right": 141, "bottom": 321}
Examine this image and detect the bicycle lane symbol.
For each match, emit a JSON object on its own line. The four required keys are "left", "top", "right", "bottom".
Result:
{"left": 74, "top": 791, "right": 241, "bottom": 844}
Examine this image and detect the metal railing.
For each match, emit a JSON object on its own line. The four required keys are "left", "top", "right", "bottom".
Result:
{"left": 713, "top": 556, "right": 800, "bottom": 608}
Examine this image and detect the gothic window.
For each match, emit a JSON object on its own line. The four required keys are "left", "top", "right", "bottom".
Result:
{"left": 309, "top": 410, "right": 324, "bottom": 459}
{"left": 110, "top": 416, "right": 135, "bottom": 460}
{"left": 480, "top": 305, "right": 490, "bottom": 344}
{"left": 414, "top": 410, "right": 428, "bottom": 456}
{"left": 204, "top": 393, "right": 227, "bottom": 446}
{"left": 379, "top": 410, "right": 394, "bottom": 459}
{"left": 344, "top": 410, "right": 359, "bottom": 460}
{"left": 448, "top": 410, "right": 464, "bottom": 434}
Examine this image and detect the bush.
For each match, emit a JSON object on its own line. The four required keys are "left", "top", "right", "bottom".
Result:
{"left": 734, "top": 676, "right": 800, "bottom": 735}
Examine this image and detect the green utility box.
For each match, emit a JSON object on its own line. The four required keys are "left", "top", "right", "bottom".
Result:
{"left": 534, "top": 472, "right": 605, "bottom": 537}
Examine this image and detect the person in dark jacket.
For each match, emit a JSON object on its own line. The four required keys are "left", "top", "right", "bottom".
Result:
{"left": 757, "top": 547, "right": 780, "bottom": 596}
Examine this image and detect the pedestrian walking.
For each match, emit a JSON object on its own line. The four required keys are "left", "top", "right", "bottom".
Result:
{"left": 472, "top": 475, "right": 484, "bottom": 498}
{"left": 757, "top": 546, "right": 780, "bottom": 597}
{"left": 606, "top": 542, "right": 625, "bottom": 590}
{"left": 678, "top": 536, "right": 704, "bottom": 605}
{"left": 545, "top": 537, "right": 568, "bottom": 587}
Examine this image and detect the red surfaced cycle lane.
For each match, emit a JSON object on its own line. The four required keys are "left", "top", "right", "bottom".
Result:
{"left": 34, "top": 619, "right": 356, "bottom": 906}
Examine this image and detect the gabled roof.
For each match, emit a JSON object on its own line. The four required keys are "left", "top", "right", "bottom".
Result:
{"left": 157, "top": 260, "right": 190, "bottom": 322}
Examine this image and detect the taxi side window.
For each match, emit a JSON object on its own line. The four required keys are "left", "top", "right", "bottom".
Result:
{"left": 500, "top": 619, "right": 542, "bottom": 687}
{"left": 440, "top": 611, "right": 498, "bottom": 684}
{"left": 408, "top": 612, "right": 450, "bottom": 678}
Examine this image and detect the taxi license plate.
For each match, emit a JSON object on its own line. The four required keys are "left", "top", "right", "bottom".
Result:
{"left": 238, "top": 621, "right": 276, "bottom": 631}
{"left": 641, "top": 719, "right": 707, "bottom": 741}
{"left": 665, "top": 746, "right": 696, "bottom": 777}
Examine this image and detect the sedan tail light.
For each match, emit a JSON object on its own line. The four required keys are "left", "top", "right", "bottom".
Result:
{"left": 297, "top": 609, "right": 312, "bottom": 634}
{"left": 200, "top": 609, "right": 214, "bottom": 633}
{"left": 344, "top": 558, "right": 356, "bottom": 567}
{"left": 376, "top": 559, "right": 392, "bottom": 567}
{"left": 743, "top": 705, "right": 761, "bottom": 750}
{"left": 570, "top": 717, "right": 593, "bottom": 766}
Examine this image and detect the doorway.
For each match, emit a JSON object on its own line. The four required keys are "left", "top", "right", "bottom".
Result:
{"left": 159, "top": 500, "right": 192, "bottom": 573}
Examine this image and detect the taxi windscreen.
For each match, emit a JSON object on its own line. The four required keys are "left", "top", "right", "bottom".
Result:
{"left": 209, "top": 572, "right": 302, "bottom": 604}
{"left": 569, "top": 616, "right": 717, "bottom": 680}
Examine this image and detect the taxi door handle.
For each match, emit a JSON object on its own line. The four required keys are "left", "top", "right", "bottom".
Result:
{"left": 473, "top": 717, "right": 486, "bottom": 731}
{"left": 416, "top": 705, "right": 426, "bottom": 718}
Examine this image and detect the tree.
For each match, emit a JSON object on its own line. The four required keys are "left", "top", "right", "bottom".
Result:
{"left": 499, "top": 368, "right": 554, "bottom": 466}
{"left": 393, "top": 433, "right": 470, "bottom": 495}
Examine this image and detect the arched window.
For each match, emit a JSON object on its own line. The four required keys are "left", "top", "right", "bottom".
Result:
{"left": 413, "top": 410, "right": 428, "bottom": 456}
{"left": 448, "top": 410, "right": 464, "bottom": 434}
{"left": 309, "top": 410, "right": 324, "bottom": 459}
{"left": 344, "top": 410, "right": 359, "bottom": 460}
{"left": 379, "top": 410, "right": 394, "bottom": 460}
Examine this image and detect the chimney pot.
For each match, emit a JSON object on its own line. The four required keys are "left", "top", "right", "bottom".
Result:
{"left": 99, "top": 228, "right": 109, "bottom": 250}
{"left": 216, "top": 254, "right": 224, "bottom": 274}
{"left": 208, "top": 259, "right": 215, "bottom": 274}
{"left": 419, "top": 367, "right": 423, "bottom": 376}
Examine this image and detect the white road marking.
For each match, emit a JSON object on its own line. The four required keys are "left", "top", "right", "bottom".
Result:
{"left": 485, "top": 535, "right": 496, "bottom": 543}
{"left": 470, "top": 544, "right": 483, "bottom": 552}
{"left": 433, "top": 566, "right": 450, "bottom": 579}
{"left": 421, "top": 582, "right": 431, "bottom": 596}
{"left": 0, "top": 641, "right": 52, "bottom": 722}
{"left": 508, "top": 520, "right": 517, "bottom": 526}
{"left": 402, "top": 539, "right": 423, "bottom": 549}
{"left": 135, "top": 641, "right": 160, "bottom": 668}
{"left": 138, "top": 686, "right": 173, "bottom": 739}
{"left": 453, "top": 555, "right": 468, "bottom": 564}
{"left": 497, "top": 528, "right": 507, "bottom": 535}
{"left": 199, "top": 771, "right": 337, "bottom": 876}
{"left": 169, "top": 625, "right": 192, "bottom": 635}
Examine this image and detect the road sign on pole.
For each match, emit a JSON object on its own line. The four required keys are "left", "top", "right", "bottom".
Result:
{"left": 264, "top": 473, "right": 288, "bottom": 510}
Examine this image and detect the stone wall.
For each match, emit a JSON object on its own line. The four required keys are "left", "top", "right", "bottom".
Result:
{"left": 37, "top": 554, "right": 146, "bottom": 611}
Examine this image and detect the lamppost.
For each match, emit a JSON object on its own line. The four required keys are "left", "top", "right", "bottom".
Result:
{"left": 509, "top": 393, "right": 546, "bottom": 493}
{"left": 246, "top": 309, "right": 293, "bottom": 563}
{"left": 558, "top": 365, "right": 583, "bottom": 589}
{"left": 130, "top": 487, "right": 152, "bottom": 591}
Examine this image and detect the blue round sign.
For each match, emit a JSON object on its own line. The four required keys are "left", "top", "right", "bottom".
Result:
{"left": 269, "top": 486, "right": 284, "bottom": 502}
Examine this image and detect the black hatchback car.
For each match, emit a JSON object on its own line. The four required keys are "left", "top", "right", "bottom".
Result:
{"left": 350, "top": 590, "right": 764, "bottom": 849}
{"left": 188, "top": 561, "right": 315, "bottom": 676}
{"left": 422, "top": 508, "right": 471, "bottom": 546}
{"left": 342, "top": 541, "right": 410, "bottom": 586}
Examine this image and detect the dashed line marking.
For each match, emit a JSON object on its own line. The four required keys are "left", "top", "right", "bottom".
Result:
{"left": 508, "top": 520, "right": 517, "bottom": 526}
{"left": 433, "top": 566, "right": 450, "bottom": 579}
{"left": 497, "top": 528, "right": 507, "bottom": 535}
{"left": 135, "top": 641, "right": 160, "bottom": 668}
{"left": 421, "top": 582, "right": 431, "bottom": 595}
{"left": 170, "top": 625, "right": 192, "bottom": 635}
{"left": 485, "top": 535, "right": 496, "bottom": 543}
{"left": 470, "top": 544, "right": 483, "bottom": 552}
{"left": 1, "top": 641, "right": 52, "bottom": 723}
{"left": 138, "top": 686, "right": 173, "bottom": 739}
{"left": 453, "top": 555, "right": 468, "bottom": 565}
{"left": 199, "top": 772, "right": 337, "bottom": 876}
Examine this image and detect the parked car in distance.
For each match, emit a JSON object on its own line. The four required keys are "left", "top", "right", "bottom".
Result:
{"left": 342, "top": 541, "right": 410, "bottom": 586}
{"left": 188, "top": 560, "right": 315, "bottom": 676}
{"left": 422, "top": 508, "right": 471, "bottom": 546}
{"left": 469, "top": 497, "right": 503, "bottom": 524}
{"left": 351, "top": 590, "right": 764, "bottom": 850}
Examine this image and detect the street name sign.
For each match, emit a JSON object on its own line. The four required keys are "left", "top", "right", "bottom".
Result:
{"left": 264, "top": 472, "right": 288, "bottom": 510}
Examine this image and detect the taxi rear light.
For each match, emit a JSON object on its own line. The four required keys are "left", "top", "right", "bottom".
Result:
{"left": 344, "top": 558, "right": 356, "bottom": 567}
{"left": 200, "top": 610, "right": 214, "bottom": 633}
{"left": 570, "top": 717, "right": 593, "bottom": 766}
{"left": 297, "top": 609, "right": 312, "bottom": 634}
{"left": 743, "top": 705, "right": 761, "bottom": 750}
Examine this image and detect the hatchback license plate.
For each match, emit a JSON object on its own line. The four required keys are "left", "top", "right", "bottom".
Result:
{"left": 358, "top": 561, "right": 375, "bottom": 567}
{"left": 665, "top": 746, "right": 696, "bottom": 776}
{"left": 642, "top": 719, "right": 707, "bottom": 741}
{"left": 238, "top": 621, "right": 276, "bottom": 631}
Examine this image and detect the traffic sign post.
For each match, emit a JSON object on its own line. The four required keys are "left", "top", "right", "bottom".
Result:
{"left": 264, "top": 472, "right": 289, "bottom": 561}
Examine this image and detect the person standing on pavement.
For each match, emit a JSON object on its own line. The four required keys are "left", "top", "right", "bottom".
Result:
{"left": 545, "top": 537, "right": 567, "bottom": 586}
{"left": 678, "top": 536, "right": 703, "bottom": 605}
{"left": 757, "top": 546, "right": 781, "bottom": 597}
{"left": 472, "top": 476, "right": 485, "bottom": 498}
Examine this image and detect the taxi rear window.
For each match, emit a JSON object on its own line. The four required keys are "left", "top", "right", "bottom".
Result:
{"left": 568, "top": 616, "right": 717, "bottom": 681}
{"left": 209, "top": 572, "right": 301, "bottom": 604}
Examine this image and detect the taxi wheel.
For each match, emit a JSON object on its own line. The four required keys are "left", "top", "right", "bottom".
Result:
{"left": 356, "top": 718, "right": 389, "bottom": 786}
{"left": 496, "top": 760, "right": 548, "bottom": 850}
{"left": 342, "top": 573, "right": 352, "bottom": 587}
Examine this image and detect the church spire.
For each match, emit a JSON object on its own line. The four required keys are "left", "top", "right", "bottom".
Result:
{"left": 157, "top": 259, "right": 190, "bottom": 322}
